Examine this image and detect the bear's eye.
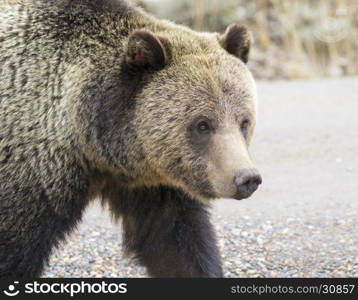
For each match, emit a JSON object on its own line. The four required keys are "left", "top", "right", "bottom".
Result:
{"left": 197, "top": 120, "right": 211, "bottom": 134}
{"left": 240, "top": 119, "right": 250, "bottom": 135}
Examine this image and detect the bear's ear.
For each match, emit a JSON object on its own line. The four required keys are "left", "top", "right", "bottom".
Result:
{"left": 125, "top": 30, "right": 170, "bottom": 71}
{"left": 219, "top": 24, "right": 251, "bottom": 63}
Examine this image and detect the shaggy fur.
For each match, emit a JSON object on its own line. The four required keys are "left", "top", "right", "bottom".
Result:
{"left": 0, "top": 0, "right": 256, "bottom": 277}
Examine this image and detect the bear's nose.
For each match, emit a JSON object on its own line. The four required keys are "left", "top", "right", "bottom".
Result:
{"left": 233, "top": 168, "right": 262, "bottom": 200}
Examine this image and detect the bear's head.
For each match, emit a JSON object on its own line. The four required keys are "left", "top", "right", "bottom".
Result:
{"left": 75, "top": 23, "right": 261, "bottom": 201}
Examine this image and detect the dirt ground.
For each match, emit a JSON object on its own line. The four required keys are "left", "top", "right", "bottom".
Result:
{"left": 43, "top": 76, "right": 358, "bottom": 277}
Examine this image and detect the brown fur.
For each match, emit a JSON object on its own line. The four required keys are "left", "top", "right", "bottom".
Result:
{"left": 0, "top": 0, "right": 257, "bottom": 277}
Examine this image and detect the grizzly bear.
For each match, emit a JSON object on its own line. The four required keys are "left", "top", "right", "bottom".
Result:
{"left": 0, "top": 0, "right": 261, "bottom": 277}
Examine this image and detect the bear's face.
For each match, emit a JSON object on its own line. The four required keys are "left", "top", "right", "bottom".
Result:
{"left": 121, "top": 24, "right": 262, "bottom": 201}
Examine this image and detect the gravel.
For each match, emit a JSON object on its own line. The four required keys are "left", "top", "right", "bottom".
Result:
{"left": 43, "top": 223, "right": 147, "bottom": 278}
{"left": 43, "top": 77, "right": 358, "bottom": 278}
{"left": 216, "top": 214, "right": 358, "bottom": 277}
{"left": 42, "top": 210, "right": 358, "bottom": 277}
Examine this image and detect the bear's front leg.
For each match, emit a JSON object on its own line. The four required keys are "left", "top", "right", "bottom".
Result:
{"left": 113, "top": 186, "right": 223, "bottom": 278}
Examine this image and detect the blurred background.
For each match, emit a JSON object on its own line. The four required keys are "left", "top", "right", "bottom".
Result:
{"left": 135, "top": 0, "right": 358, "bottom": 79}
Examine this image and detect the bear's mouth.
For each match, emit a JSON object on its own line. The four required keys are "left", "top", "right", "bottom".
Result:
{"left": 180, "top": 179, "right": 217, "bottom": 202}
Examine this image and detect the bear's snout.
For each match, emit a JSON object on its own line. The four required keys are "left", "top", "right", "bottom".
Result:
{"left": 233, "top": 168, "right": 262, "bottom": 200}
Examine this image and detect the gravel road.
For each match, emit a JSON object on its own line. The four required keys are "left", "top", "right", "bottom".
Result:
{"left": 43, "top": 77, "right": 358, "bottom": 277}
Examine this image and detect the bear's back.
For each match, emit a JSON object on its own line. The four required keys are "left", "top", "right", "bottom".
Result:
{"left": 0, "top": 5, "right": 68, "bottom": 157}
{"left": 0, "top": 0, "right": 132, "bottom": 147}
